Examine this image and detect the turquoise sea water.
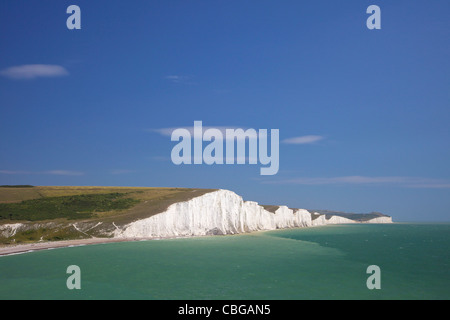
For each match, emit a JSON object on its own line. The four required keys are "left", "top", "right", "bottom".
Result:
{"left": 0, "top": 223, "right": 449, "bottom": 300}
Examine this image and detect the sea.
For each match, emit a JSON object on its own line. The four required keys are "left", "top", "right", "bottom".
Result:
{"left": 0, "top": 223, "right": 448, "bottom": 300}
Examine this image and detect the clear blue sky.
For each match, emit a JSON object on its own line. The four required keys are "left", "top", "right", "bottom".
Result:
{"left": 1, "top": 1, "right": 449, "bottom": 221}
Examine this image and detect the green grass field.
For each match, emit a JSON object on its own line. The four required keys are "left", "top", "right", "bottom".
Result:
{"left": 0, "top": 186, "right": 215, "bottom": 221}
{"left": 0, "top": 192, "right": 140, "bottom": 221}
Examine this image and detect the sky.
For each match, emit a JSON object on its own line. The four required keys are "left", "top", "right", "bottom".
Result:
{"left": 0, "top": 0, "right": 449, "bottom": 221}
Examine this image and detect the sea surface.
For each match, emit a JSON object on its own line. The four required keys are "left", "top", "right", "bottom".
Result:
{"left": 0, "top": 223, "right": 448, "bottom": 300}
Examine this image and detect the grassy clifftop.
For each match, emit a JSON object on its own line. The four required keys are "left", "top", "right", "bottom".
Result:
{"left": 0, "top": 186, "right": 215, "bottom": 222}
{"left": 0, "top": 186, "right": 216, "bottom": 244}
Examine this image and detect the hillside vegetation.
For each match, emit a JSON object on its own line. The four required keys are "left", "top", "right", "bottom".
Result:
{"left": 0, "top": 186, "right": 216, "bottom": 244}
{"left": 0, "top": 193, "right": 140, "bottom": 221}
{"left": 0, "top": 186, "right": 215, "bottom": 221}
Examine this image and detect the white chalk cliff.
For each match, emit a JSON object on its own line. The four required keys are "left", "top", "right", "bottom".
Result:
{"left": 114, "top": 189, "right": 392, "bottom": 239}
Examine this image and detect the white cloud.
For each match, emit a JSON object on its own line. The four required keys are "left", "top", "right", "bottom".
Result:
{"left": 0, "top": 169, "right": 84, "bottom": 176}
{"left": 150, "top": 126, "right": 257, "bottom": 141}
{"left": 0, "top": 64, "right": 69, "bottom": 80}
{"left": 43, "top": 170, "right": 84, "bottom": 176}
{"left": 152, "top": 126, "right": 241, "bottom": 136}
{"left": 282, "top": 135, "right": 324, "bottom": 144}
{"left": 155, "top": 129, "right": 321, "bottom": 144}
{"left": 264, "top": 176, "right": 450, "bottom": 189}
{"left": 165, "top": 75, "right": 184, "bottom": 82}
{"left": 164, "top": 75, "right": 195, "bottom": 84}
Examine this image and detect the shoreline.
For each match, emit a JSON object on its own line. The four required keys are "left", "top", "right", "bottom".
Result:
{"left": 0, "top": 237, "right": 144, "bottom": 257}
{"left": 0, "top": 233, "right": 245, "bottom": 257}
{"left": 0, "top": 223, "right": 366, "bottom": 257}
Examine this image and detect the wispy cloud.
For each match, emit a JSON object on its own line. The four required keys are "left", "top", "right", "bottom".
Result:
{"left": 264, "top": 175, "right": 450, "bottom": 189}
{"left": 164, "top": 75, "right": 196, "bottom": 85}
{"left": 151, "top": 126, "right": 244, "bottom": 137}
{"left": 154, "top": 127, "right": 322, "bottom": 145}
{"left": 150, "top": 126, "right": 259, "bottom": 141}
{"left": 43, "top": 170, "right": 84, "bottom": 176}
{"left": 282, "top": 135, "right": 324, "bottom": 144}
{"left": 1, "top": 64, "right": 69, "bottom": 80}
{"left": 164, "top": 75, "right": 185, "bottom": 83}
{"left": 0, "top": 169, "right": 84, "bottom": 176}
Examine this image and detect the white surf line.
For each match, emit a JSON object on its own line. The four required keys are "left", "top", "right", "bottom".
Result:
{"left": 0, "top": 250, "right": 36, "bottom": 257}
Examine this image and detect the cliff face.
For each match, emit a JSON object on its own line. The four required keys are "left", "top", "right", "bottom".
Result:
{"left": 114, "top": 189, "right": 391, "bottom": 239}
{"left": 364, "top": 216, "right": 393, "bottom": 224}
{"left": 0, "top": 223, "right": 23, "bottom": 238}
{"left": 0, "top": 189, "right": 393, "bottom": 243}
